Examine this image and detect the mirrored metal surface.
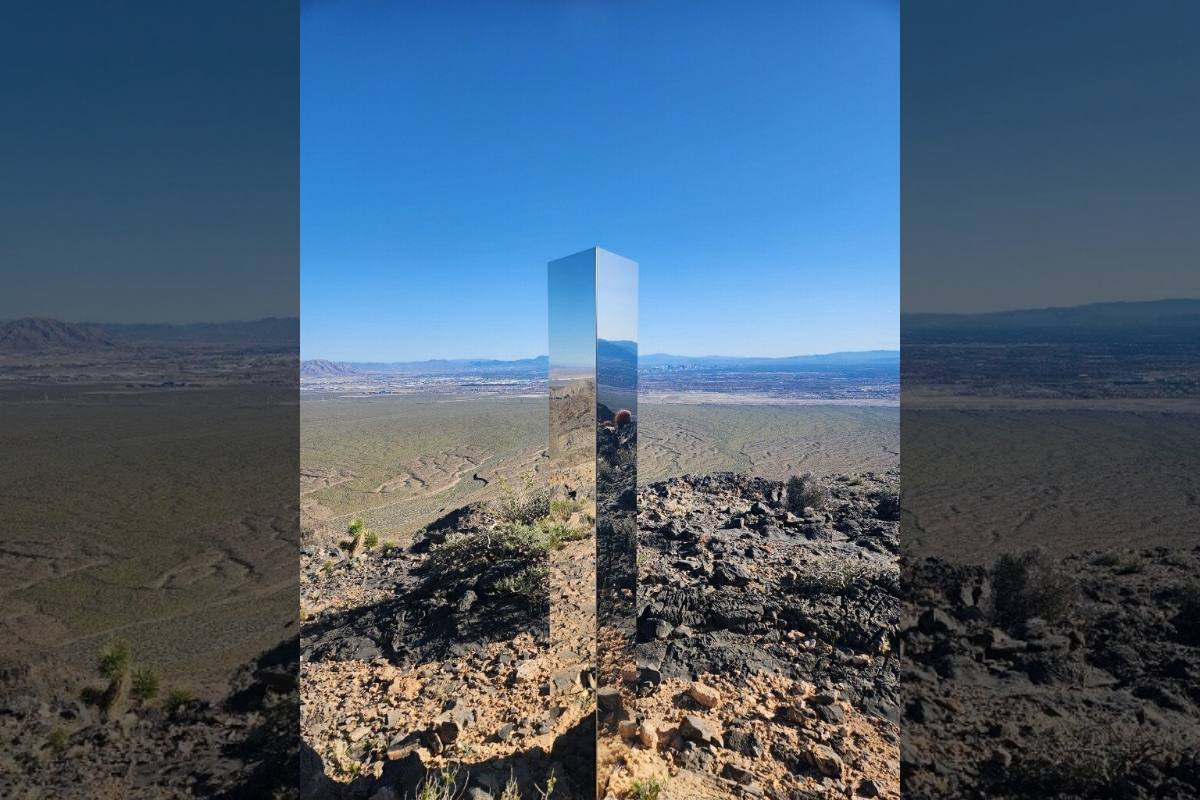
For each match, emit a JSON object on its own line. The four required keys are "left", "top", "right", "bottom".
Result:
{"left": 548, "top": 247, "right": 639, "bottom": 797}
{"left": 594, "top": 249, "right": 638, "bottom": 795}
{"left": 548, "top": 249, "right": 599, "bottom": 794}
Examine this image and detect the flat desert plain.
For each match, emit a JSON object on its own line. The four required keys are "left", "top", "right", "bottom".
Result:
{"left": 0, "top": 384, "right": 297, "bottom": 697}
{"left": 301, "top": 393, "right": 899, "bottom": 542}
{"left": 902, "top": 407, "right": 1200, "bottom": 563}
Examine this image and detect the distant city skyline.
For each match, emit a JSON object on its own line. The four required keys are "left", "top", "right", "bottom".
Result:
{"left": 301, "top": 1, "right": 899, "bottom": 362}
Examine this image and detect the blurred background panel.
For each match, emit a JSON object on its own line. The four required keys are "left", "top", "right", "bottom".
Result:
{"left": 901, "top": 2, "right": 1200, "bottom": 798}
{"left": 0, "top": 2, "right": 299, "bottom": 797}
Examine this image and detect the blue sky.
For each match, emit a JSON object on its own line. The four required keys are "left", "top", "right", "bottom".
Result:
{"left": 903, "top": 1, "right": 1200, "bottom": 313}
{"left": 302, "top": 0, "right": 898, "bottom": 360}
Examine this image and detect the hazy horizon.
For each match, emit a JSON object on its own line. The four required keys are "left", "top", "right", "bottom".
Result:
{"left": 301, "top": 346, "right": 902, "bottom": 364}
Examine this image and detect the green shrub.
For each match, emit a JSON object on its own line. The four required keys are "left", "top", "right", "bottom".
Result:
{"left": 990, "top": 549, "right": 1077, "bottom": 630}
{"left": 786, "top": 473, "right": 829, "bottom": 513}
{"left": 98, "top": 639, "right": 131, "bottom": 680}
{"left": 416, "top": 768, "right": 460, "bottom": 800}
{"left": 47, "top": 727, "right": 69, "bottom": 756}
{"left": 493, "top": 564, "right": 549, "bottom": 602}
{"left": 131, "top": 667, "right": 160, "bottom": 705}
{"left": 363, "top": 530, "right": 379, "bottom": 549}
{"left": 629, "top": 777, "right": 664, "bottom": 800}
{"left": 873, "top": 490, "right": 901, "bottom": 520}
{"left": 494, "top": 471, "right": 550, "bottom": 524}
{"left": 166, "top": 687, "right": 194, "bottom": 713}
{"left": 1094, "top": 550, "right": 1146, "bottom": 575}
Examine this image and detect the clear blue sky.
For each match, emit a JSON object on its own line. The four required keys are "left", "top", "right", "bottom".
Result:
{"left": 302, "top": 0, "right": 898, "bottom": 361}
{"left": 904, "top": 0, "right": 1200, "bottom": 313}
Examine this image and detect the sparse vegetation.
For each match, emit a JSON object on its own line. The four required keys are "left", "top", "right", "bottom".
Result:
{"left": 785, "top": 556, "right": 893, "bottom": 597}
{"left": 493, "top": 563, "right": 549, "bottom": 601}
{"left": 166, "top": 687, "right": 195, "bottom": 713}
{"left": 873, "top": 490, "right": 901, "bottom": 520}
{"left": 322, "top": 559, "right": 334, "bottom": 575}
{"left": 83, "top": 639, "right": 163, "bottom": 715}
{"left": 415, "top": 767, "right": 463, "bottom": 800}
{"left": 98, "top": 638, "right": 132, "bottom": 680}
{"left": 628, "top": 777, "right": 664, "bottom": 800}
{"left": 1094, "top": 550, "right": 1146, "bottom": 575}
{"left": 130, "top": 666, "right": 160, "bottom": 705}
{"left": 46, "top": 727, "right": 69, "bottom": 756}
{"left": 1001, "top": 722, "right": 1198, "bottom": 796}
{"left": 494, "top": 470, "right": 550, "bottom": 524}
{"left": 84, "top": 638, "right": 132, "bottom": 716}
{"left": 990, "top": 549, "right": 1077, "bottom": 630}
{"left": 534, "top": 772, "right": 557, "bottom": 800}
{"left": 787, "top": 472, "right": 829, "bottom": 513}
{"left": 428, "top": 523, "right": 552, "bottom": 606}
{"left": 342, "top": 516, "right": 378, "bottom": 553}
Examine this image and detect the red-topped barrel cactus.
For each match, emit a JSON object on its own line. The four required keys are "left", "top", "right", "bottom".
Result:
{"left": 614, "top": 409, "right": 632, "bottom": 426}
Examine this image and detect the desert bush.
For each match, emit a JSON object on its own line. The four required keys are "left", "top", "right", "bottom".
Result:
{"left": 321, "top": 559, "right": 334, "bottom": 575}
{"left": 342, "top": 516, "right": 374, "bottom": 552}
{"left": 629, "top": 777, "right": 664, "bottom": 800}
{"left": 47, "top": 727, "right": 69, "bottom": 756}
{"left": 363, "top": 530, "right": 379, "bottom": 549}
{"left": 416, "top": 768, "right": 462, "bottom": 800}
{"left": 428, "top": 523, "right": 549, "bottom": 586}
{"left": 494, "top": 471, "right": 550, "bottom": 524}
{"left": 535, "top": 773, "right": 557, "bottom": 800}
{"left": 1093, "top": 550, "right": 1146, "bottom": 575}
{"left": 98, "top": 638, "right": 132, "bottom": 680}
{"left": 990, "top": 549, "right": 1077, "bottom": 630}
{"left": 166, "top": 687, "right": 195, "bottom": 713}
{"left": 786, "top": 473, "right": 829, "bottom": 513}
{"left": 499, "top": 775, "right": 522, "bottom": 800}
{"left": 873, "top": 490, "right": 901, "bottom": 520}
{"left": 1002, "top": 722, "right": 1198, "bottom": 796}
{"left": 131, "top": 667, "right": 160, "bottom": 705}
{"left": 785, "top": 557, "right": 893, "bottom": 597}
{"left": 84, "top": 639, "right": 137, "bottom": 716}
{"left": 493, "top": 563, "right": 549, "bottom": 603}
{"left": 545, "top": 521, "right": 588, "bottom": 549}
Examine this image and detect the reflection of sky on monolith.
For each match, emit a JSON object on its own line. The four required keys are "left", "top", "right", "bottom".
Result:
{"left": 549, "top": 250, "right": 597, "bottom": 377}
{"left": 547, "top": 249, "right": 599, "bottom": 794}
{"left": 594, "top": 250, "right": 638, "bottom": 798}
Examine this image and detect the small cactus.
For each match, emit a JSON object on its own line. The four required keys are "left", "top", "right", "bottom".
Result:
{"left": 614, "top": 409, "right": 632, "bottom": 426}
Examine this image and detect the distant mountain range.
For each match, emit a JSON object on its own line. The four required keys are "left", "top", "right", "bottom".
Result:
{"left": 0, "top": 317, "right": 299, "bottom": 353}
{"left": 0, "top": 318, "right": 117, "bottom": 353}
{"left": 300, "top": 359, "right": 357, "bottom": 377}
{"left": 639, "top": 350, "right": 898, "bottom": 370}
{"left": 300, "top": 348, "right": 900, "bottom": 378}
{"left": 902, "top": 299, "right": 1200, "bottom": 344}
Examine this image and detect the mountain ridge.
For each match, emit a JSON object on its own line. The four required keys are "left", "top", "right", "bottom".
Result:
{"left": 0, "top": 317, "right": 299, "bottom": 353}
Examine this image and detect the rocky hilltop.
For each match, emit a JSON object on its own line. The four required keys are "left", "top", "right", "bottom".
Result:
{"left": 0, "top": 639, "right": 299, "bottom": 799}
{"left": 901, "top": 546, "right": 1200, "bottom": 798}
{"left": 300, "top": 470, "right": 901, "bottom": 799}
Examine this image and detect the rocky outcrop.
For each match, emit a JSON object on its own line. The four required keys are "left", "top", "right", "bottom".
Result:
{"left": 300, "top": 469, "right": 901, "bottom": 799}
{"left": 901, "top": 547, "right": 1200, "bottom": 799}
